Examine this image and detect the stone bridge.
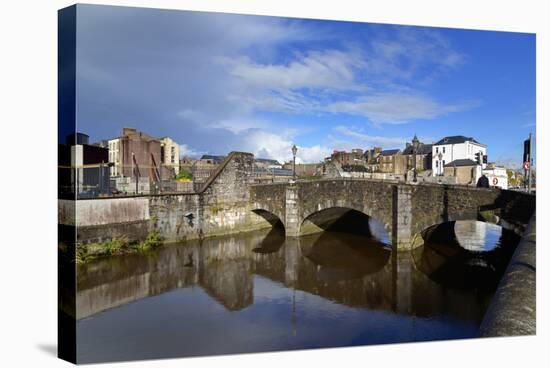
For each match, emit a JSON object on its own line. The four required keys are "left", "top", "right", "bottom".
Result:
{"left": 250, "top": 179, "right": 535, "bottom": 251}
{"left": 61, "top": 151, "right": 535, "bottom": 252}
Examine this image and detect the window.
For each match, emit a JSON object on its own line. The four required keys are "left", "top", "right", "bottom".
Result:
{"left": 443, "top": 147, "right": 446, "bottom": 154}
{"left": 436, "top": 147, "right": 439, "bottom": 154}
{"left": 443, "top": 160, "right": 445, "bottom": 166}
{"left": 435, "top": 161, "right": 438, "bottom": 168}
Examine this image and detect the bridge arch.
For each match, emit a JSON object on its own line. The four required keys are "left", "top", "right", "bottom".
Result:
{"left": 412, "top": 218, "right": 521, "bottom": 268}
{"left": 299, "top": 206, "right": 391, "bottom": 242}
{"left": 411, "top": 219, "right": 521, "bottom": 291}
{"left": 251, "top": 208, "right": 285, "bottom": 231}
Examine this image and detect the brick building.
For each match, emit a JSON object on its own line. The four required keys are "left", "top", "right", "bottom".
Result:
{"left": 108, "top": 128, "right": 162, "bottom": 180}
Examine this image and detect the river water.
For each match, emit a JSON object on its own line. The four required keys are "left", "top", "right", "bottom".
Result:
{"left": 76, "top": 220, "right": 520, "bottom": 363}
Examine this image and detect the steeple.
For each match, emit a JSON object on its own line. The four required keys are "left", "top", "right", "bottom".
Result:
{"left": 412, "top": 134, "right": 420, "bottom": 151}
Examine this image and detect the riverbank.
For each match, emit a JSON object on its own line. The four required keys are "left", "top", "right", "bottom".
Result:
{"left": 76, "top": 231, "right": 163, "bottom": 264}
{"left": 479, "top": 213, "right": 536, "bottom": 336}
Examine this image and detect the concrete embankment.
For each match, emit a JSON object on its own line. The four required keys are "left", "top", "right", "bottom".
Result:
{"left": 480, "top": 213, "right": 536, "bottom": 336}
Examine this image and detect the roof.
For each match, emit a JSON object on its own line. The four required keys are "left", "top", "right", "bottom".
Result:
{"left": 380, "top": 149, "right": 400, "bottom": 156}
{"left": 200, "top": 154, "right": 226, "bottom": 164}
{"left": 255, "top": 158, "right": 281, "bottom": 165}
{"left": 402, "top": 143, "right": 433, "bottom": 155}
{"left": 434, "top": 135, "right": 484, "bottom": 146}
{"left": 444, "top": 159, "right": 478, "bottom": 167}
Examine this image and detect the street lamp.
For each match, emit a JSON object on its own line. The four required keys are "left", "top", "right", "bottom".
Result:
{"left": 437, "top": 152, "right": 443, "bottom": 176}
{"left": 292, "top": 144, "right": 298, "bottom": 181}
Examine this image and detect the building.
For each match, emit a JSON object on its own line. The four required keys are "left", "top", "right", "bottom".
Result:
{"left": 192, "top": 159, "right": 220, "bottom": 185}
{"left": 200, "top": 154, "right": 226, "bottom": 165}
{"left": 483, "top": 164, "right": 508, "bottom": 189}
{"left": 108, "top": 128, "right": 162, "bottom": 181}
{"left": 443, "top": 159, "right": 480, "bottom": 185}
{"left": 364, "top": 147, "right": 382, "bottom": 172}
{"left": 432, "top": 136, "right": 487, "bottom": 176}
{"left": 62, "top": 133, "right": 110, "bottom": 198}
{"left": 401, "top": 135, "right": 433, "bottom": 173}
{"left": 330, "top": 149, "right": 366, "bottom": 167}
{"left": 253, "top": 167, "right": 294, "bottom": 183}
{"left": 108, "top": 138, "right": 122, "bottom": 177}
{"left": 179, "top": 156, "right": 196, "bottom": 174}
{"left": 282, "top": 162, "right": 321, "bottom": 177}
{"left": 365, "top": 147, "right": 382, "bottom": 163}
{"left": 160, "top": 137, "right": 180, "bottom": 179}
{"left": 378, "top": 149, "right": 401, "bottom": 173}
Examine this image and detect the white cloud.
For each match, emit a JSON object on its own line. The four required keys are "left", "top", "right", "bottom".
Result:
{"left": 364, "top": 27, "right": 465, "bottom": 83}
{"left": 244, "top": 130, "right": 331, "bottom": 164}
{"left": 78, "top": 8, "right": 474, "bottom": 159}
{"left": 210, "top": 118, "right": 269, "bottom": 134}
{"left": 333, "top": 126, "right": 435, "bottom": 150}
{"left": 225, "top": 49, "right": 364, "bottom": 91}
{"left": 333, "top": 126, "right": 408, "bottom": 148}
{"left": 328, "top": 94, "right": 476, "bottom": 124}
{"left": 179, "top": 144, "right": 204, "bottom": 158}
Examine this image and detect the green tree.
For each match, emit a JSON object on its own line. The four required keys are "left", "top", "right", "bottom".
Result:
{"left": 176, "top": 168, "right": 193, "bottom": 181}
{"left": 506, "top": 169, "right": 519, "bottom": 187}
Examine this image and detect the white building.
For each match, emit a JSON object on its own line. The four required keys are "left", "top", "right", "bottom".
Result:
{"left": 108, "top": 138, "right": 121, "bottom": 177}
{"left": 432, "top": 136, "right": 487, "bottom": 178}
{"left": 482, "top": 165, "right": 508, "bottom": 189}
{"left": 160, "top": 137, "right": 180, "bottom": 177}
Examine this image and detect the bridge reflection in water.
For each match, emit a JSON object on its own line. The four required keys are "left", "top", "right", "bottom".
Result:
{"left": 76, "top": 220, "right": 520, "bottom": 363}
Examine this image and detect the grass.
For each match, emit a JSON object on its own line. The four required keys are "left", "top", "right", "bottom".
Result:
{"left": 76, "top": 232, "right": 163, "bottom": 264}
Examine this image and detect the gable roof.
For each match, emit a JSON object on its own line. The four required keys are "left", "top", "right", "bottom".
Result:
{"left": 380, "top": 149, "right": 400, "bottom": 156}
{"left": 434, "top": 135, "right": 484, "bottom": 146}
{"left": 444, "top": 159, "right": 478, "bottom": 167}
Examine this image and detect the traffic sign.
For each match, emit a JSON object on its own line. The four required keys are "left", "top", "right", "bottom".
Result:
{"left": 523, "top": 161, "right": 530, "bottom": 170}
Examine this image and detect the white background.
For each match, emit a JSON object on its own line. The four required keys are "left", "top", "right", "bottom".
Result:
{"left": 0, "top": 0, "right": 547, "bottom": 367}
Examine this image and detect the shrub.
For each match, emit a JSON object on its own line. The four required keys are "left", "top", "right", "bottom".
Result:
{"left": 134, "top": 231, "right": 163, "bottom": 252}
{"left": 103, "top": 235, "right": 129, "bottom": 255}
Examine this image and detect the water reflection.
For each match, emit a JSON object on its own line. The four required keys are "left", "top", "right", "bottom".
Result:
{"left": 76, "top": 219, "right": 519, "bottom": 363}
{"left": 417, "top": 221, "right": 520, "bottom": 291}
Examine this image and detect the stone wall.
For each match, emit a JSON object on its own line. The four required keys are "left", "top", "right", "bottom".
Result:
{"left": 59, "top": 197, "right": 151, "bottom": 244}
{"left": 149, "top": 193, "right": 201, "bottom": 242}
{"left": 199, "top": 152, "right": 272, "bottom": 237}
{"left": 59, "top": 197, "right": 150, "bottom": 226}
{"left": 64, "top": 152, "right": 275, "bottom": 245}
{"left": 480, "top": 213, "right": 536, "bottom": 336}
{"left": 250, "top": 183, "right": 287, "bottom": 227}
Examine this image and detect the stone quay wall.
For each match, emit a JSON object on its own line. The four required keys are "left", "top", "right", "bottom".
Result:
{"left": 480, "top": 213, "right": 536, "bottom": 337}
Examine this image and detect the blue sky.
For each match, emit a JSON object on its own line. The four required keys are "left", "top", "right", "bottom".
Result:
{"left": 75, "top": 4, "right": 535, "bottom": 167}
